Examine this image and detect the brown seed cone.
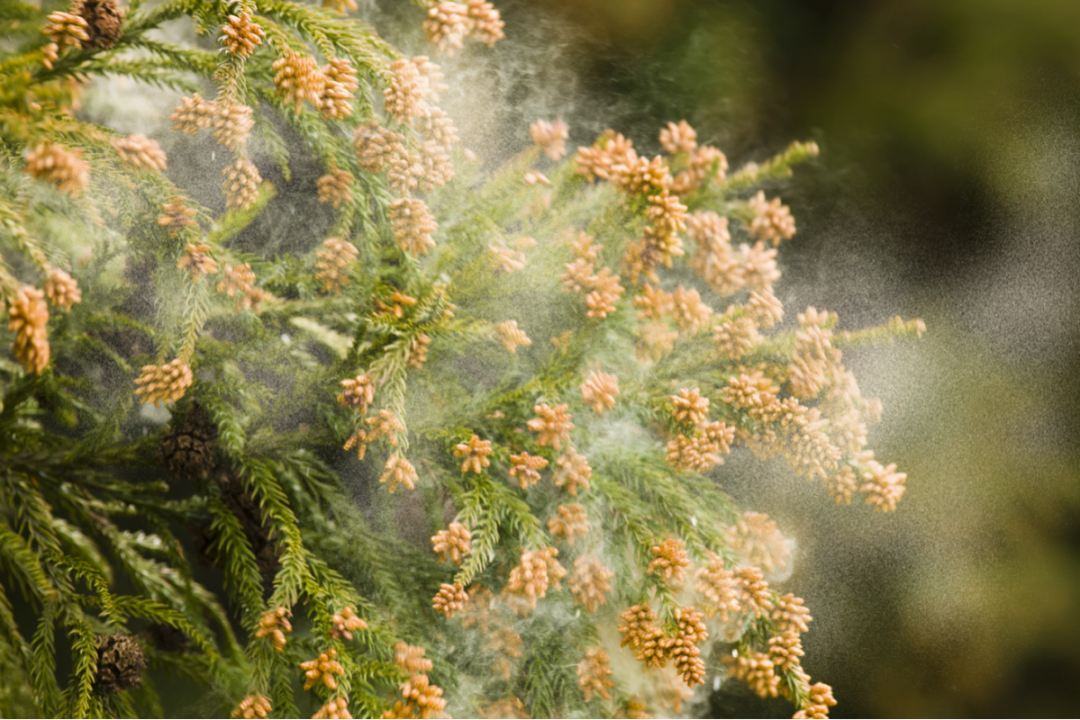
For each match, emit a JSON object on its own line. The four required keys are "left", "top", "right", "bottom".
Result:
{"left": 772, "top": 592, "right": 813, "bottom": 635}
{"left": 383, "top": 59, "right": 425, "bottom": 125}
{"left": 767, "top": 629, "right": 804, "bottom": 672}
{"left": 44, "top": 12, "right": 89, "bottom": 51}
{"left": 547, "top": 503, "right": 589, "bottom": 546}
{"left": 217, "top": 263, "right": 272, "bottom": 313}
{"left": 389, "top": 198, "right": 437, "bottom": 257}
{"left": 577, "top": 647, "right": 615, "bottom": 702}
{"left": 329, "top": 606, "right": 367, "bottom": 641}
{"left": 323, "top": 0, "right": 359, "bottom": 12}
{"left": 417, "top": 106, "right": 459, "bottom": 148}
{"left": 618, "top": 604, "right": 661, "bottom": 651}
{"left": 569, "top": 555, "right": 613, "bottom": 612}
{"left": 232, "top": 695, "right": 273, "bottom": 719}
{"left": 337, "top": 374, "right": 375, "bottom": 412}
{"left": 407, "top": 332, "right": 431, "bottom": 368}
{"left": 496, "top": 320, "right": 531, "bottom": 354}
{"left": 465, "top": 0, "right": 505, "bottom": 46}
{"left": 479, "top": 696, "right": 527, "bottom": 719}
{"left": 25, "top": 143, "right": 89, "bottom": 196}
{"left": 694, "top": 551, "right": 741, "bottom": 621}
{"left": 315, "top": 237, "right": 359, "bottom": 294}
{"left": 220, "top": 12, "right": 265, "bottom": 58}
{"left": 504, "top": 547, "right": 564, "bottom": 613}
{"left": 432, "top": 582, "right": 468, "bottom": 618}
{"left": 396, "top": 673, "right": 447, "bottom": 716}
{"left": 211, "top": 103, "right": 254, "bottom": 152}
{"left": 353, "top": 121, "right": 402, "bottom": 174}
{"left": 158, "top": 197, "right": 198, "bottom": 237}
{"left": 312, "top": 698, "right": 351, "bottom": 720}
{"left": 7, "top": 286, "right": 50, "bottom": 374}
{"left": 319, "top": 57, "right": 358, "bottom": 119}
{"left": 113, "top": 134, "right": 168, "bottom": 173}
{"left": 454, "top": 435, "right": 493, "bottom": 474}
{"left": 507, "top": 451, "right": 547, "bottom": 489}
{"left": 94, "top": 635, "right": 145, "bottom": 693}
{"left": 300, "top": 648, "right": 345, "bottom": 691}
{"left": 668, "top": 606, "right": 709, "bottom": 686}
{"left": 221, "top": 157, "right": 261, "bottom": 211}
{"left": 424, "top": 2, "right": 469, "bottom": 53}
{"left": 317, "top": 169, "right": 354, "bottom": 209}
{"left": 44, "top": 268, "right": 81, "bottom": 312}
{"left": 530, "top": 118, "right": 569, "bottom": 160}
{"left": 41, "top": 42, "right": 60, "bottom": 70}
{"left": 253, "top": 607, "right": 293, "bottom": 652}
{"left": 177, "top": 243, "right": 219, "bottom": 282}
{"left": 734, "top": 566, "right": 773, "bottom": 618}
{"left": 722, "top": 650, "right": 780, "bottom": 699}
{"left": 527, "top": 403, "right": 574, "bottom": 450}
{"left": 553, "top": 447, "right": 591, "bottom": 496}
{"left": 159, "top": 402, "right": 217, "bottom": 479}
{"left": 171, "top": 93, "right": 212, "bottom": 136}
{"left": 271, "top": 52, "right": 326, "bottom": 114}
{"left": 648, "top": 538, "right": 690, "bottom": 586}
{"left": 72, "top": 0, "right": 124, "bottom": 50}
{"left": 659, "top": 120, "right": 697, "bottom": 155}
{"left": 134, "top": 358, "right": 193, "bottom": 406}
{"left": 394, "top": 642, "right": 434, "bottom": 674}
{"left": 580, "top": 370, "right": 619, "bottom": 414}
{"left": 431, "top": 521, "right": 471, "bottom": 565}
{"left": 380, "top": 454, "right": 418, "bottom": 493}
{"left": 619, "top": 698, "right": 652, "bottom": 720}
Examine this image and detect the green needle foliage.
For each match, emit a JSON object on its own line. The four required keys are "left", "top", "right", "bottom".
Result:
{"left": 0, "top": 1, "right": 925, "bottom": 718}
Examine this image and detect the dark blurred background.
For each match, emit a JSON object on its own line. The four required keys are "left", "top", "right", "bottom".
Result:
{"left": 401, "top": 0, "right": 1080, "bottom": 716}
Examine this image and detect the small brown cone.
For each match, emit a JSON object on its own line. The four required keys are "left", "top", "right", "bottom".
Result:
{"left": 220, "top": 12, "right": 265, "bottom": 58}
{"left": 159, "top": 402, "right": 217, "bottom": 479}
{"left": 158, "top": 197, "right": 198, "bottom": 237}
{"left": 94, "top": 635, "right": 145, "bottom": 693}
{"left": 43, "top": 12, "right": 89, "bottom": 51}
{"left": 221, "top": 157, "right": 261, "bottom": 211}
{"left": 133, "top": 358, "right": 193, "bottom": 406}
{"left": 72, "top": 0, "right": 124, "bottom": 50}
{"left": 314, "top": 237, "right": 359, "bottom": 294}
{"left": 7, "top": 286, "right": 50, "bottom": 374}
{"left": 232, "top": 695, "right": 272, "bottom": 719}
{"left": 44, "top": 268, "right": 81, "bottom": 312}
{"left": 25, "top": 144, "right": 89, "bottom": 197}
{"left": 113, "top": 134, "right": 167, "bottom": 173}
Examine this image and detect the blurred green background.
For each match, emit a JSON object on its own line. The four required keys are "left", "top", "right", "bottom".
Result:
{"left": 415, "top": 0, "right": 1080, "bottom": 716}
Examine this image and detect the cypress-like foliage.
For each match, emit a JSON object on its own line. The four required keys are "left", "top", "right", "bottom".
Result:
{"left": 0, "top": 1, "right": 925, "bottom": 717}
